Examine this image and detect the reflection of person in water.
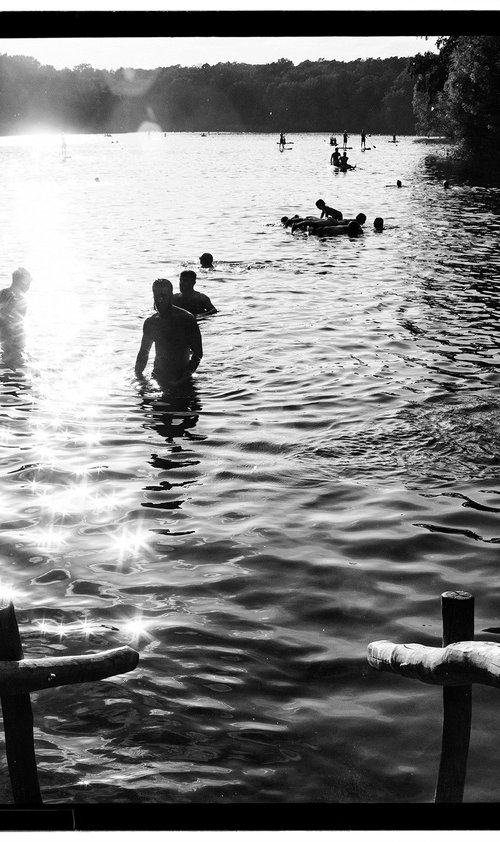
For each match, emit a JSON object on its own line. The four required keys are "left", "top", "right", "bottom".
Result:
{"left": 135, "top": 278, "right": 203, "bottom": 390}
{"left": 0, "top": 267, "right": 32, "bottom": 370}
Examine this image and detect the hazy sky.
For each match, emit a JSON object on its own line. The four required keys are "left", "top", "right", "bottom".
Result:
{"left": 0, "top": 35, "right": 439, "bottom": 71}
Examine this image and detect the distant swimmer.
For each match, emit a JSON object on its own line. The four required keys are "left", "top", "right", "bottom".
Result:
{"left": 343, "top": 130, "right": 348, "bottom": 148}
{"left": 374, "top": 217, "right": 384, "bottom": 231}
{"left": 135, "top": 278, "right": 203, "bottom": 386}
{"left": 361, "top": 130, "right": 366, "bottom": 150}
{"left": 199, "top": 252, "right": 214, "bottom": 269}
{"left": 279, "top": 131, "right": 286, "bottom": 145}
{"left": 443, "top": 180, "right": 450, "bottom": 189}
{"left": 397, "top": 179, "right": 402, "bottom": 188}
{"left": 0, "top": 267, "right": 32, "bottom": 328}
{"left": 316, "top": 199, "right": 343, "bottom": 220}
{"left": 172, "top": 270, "right": 217, "bottom": 317}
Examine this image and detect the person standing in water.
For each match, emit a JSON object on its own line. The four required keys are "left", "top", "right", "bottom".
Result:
{"left": 0, "top": 267, "right": 32, "bottom": 328}
{"left": 361, "top": 130, "right": 366, "bottom": 150}
{"left": 173, "top": 270, "right": 217, "bottom": 317}
{"left": 135, "top": 278, "right": 203, "bottom": 386}
{"left": 343, "top": 130, "right": 348, "bottom": 148}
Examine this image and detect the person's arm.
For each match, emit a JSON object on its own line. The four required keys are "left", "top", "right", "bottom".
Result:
{"left": 201, "top": 295, "right": 217, "bottom": 316}
{"left": 188, "top": 319, "right": 203, "bottom": 372}
{"left": 135, "top": 321, "right": 153, "bottom": 377}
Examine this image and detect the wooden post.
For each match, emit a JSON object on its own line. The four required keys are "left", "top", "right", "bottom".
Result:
{"left": 434, "top": 590, "right": 474, "bottom": 803}
{"left": 0, "top": 601, "right": 42, "bottom": 805}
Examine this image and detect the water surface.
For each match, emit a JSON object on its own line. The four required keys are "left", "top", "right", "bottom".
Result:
{"left": 0, "top": 132, "right": 500, "bottom": 806}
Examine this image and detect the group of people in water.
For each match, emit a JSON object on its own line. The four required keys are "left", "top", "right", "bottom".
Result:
{"left": 0, "top": 256, "right": 218, "bottom": 393}
{"left": 282, "top": 198, "right": 384, "bottom": 238}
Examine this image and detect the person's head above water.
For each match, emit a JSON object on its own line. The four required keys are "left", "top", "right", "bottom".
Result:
{"left": 443, "top": 180, "right": 450, "bottom": 189}
{"left": 374, "top": 217, "right": 384, "bottom": 231}
{"left": 179, "top": 270, "right": 197, "bottom": 295}
{"left": 199, "top": 252, "right": 213, "bottom": 268}
{"left": 12, "top": 267, "right": 31, "bottom": 292}
{"left": 152, "top": 278, "right": 173, "bottom": 315}
{"left": 355, "top": 213, "right": 367, "bottom": 225}
{"left": 347, "top": 220, "right": 362, "bottom": 237}
{"left": 396, "top": 179, "right": 402, "bottom": 188}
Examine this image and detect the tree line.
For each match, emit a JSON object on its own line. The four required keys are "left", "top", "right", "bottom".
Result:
{"left": 0, "top": 53, "right": 415, "bottom": 135}
{"left": 409, "top": 35, "right": 500, "bottom": 165}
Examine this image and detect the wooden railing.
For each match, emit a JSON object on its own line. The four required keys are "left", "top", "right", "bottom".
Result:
{"left": 367, "top": 590, "right": 500, "bottom": 802}
{"left": 0, "top": 600, "right": 139, "bottom": 804}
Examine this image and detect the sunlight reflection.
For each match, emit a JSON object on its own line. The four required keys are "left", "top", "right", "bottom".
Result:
{"left": 31, "top": 525, "right": 67, "bottom": 550}
{"left": 109, "top": 524, "right": 151, "bottom": 560}
{"left": 0, "top": 581, "right": 19, "bottom": 606}
{"left": 123, "top": 613, "right": 153, "bottom": 645}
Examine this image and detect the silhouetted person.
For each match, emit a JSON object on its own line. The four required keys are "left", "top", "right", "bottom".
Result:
{"left": 331, "top": 148, "right": 341, "bottom": 166}
{"left": 173, "top": 270, "right": 217, "bottom": 317}
{"left": 199, "top": 252, "right": 214, "bottom": 269}
{"left": 315, "top": 199, "right": 343, "bottom": 221}
{"left": 374, "top": 217, "right": 384, "bottom": 231}
{"left": 361, "top": 130, "right": 366, "bottom": 150}
{"left": 135, "top": 278, "right": 203, "bottom": 387}
{"left": 0, "top": 267, "right": 31, "bottom": 329}
{"left": 443, "top": 180, "right": 450, "bottom": 189}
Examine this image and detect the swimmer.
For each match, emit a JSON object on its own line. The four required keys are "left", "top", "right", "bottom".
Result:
{"left": 373, "top": 217, "right": 384, "bottom": 231}
{"left": 397, "top": 180, "right": 402, "bottom": 188}
{"left": 347, "top": 220, "right": 363, "bottom": 237}
{"left": 315, "top": 199, "right": 343, "bottom": 221}
{"left": 0, "top": 267, "right": 32, "bottom": 327}
{"left": 173, "top": 270, "right": 217, "bottom": 317}
{"left": 199, "top": 252, "right": 214, "bottom": 269}
{"left": 443, "top": 180, "right": 450, "bottom": 189}
{"left": 135, "top": 278, "right": 203, "bottom": 386}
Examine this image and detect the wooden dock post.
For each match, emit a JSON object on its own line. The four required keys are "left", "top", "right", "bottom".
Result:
{"left": 0, "top": 600, "right": 42, "bottom": 804}
{"left": 0, "top": 600, "right": 139, "bottom": 805}
{"left": 434, "top": 590, "right": 474, "bottom": 803}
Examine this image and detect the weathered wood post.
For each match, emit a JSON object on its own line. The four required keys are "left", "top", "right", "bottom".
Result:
{"left": 0, "top": 600, "right": 42, "bottom": 804}
{"left": 0, "top": 600, "right": 139, "bottom": 805}
{"left": 435, "top": 590, "right": 474, "bottom": 803}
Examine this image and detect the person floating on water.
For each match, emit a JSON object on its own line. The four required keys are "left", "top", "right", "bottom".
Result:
{"left": 135, "top": 278, "right": 203, "bottom": 387}
{"left": 313, "top": 213, "right": 366, "bottom": 237}
{"left": 343, "top": 130, "right": 348, "bottom": 149}
{"left": 331, "top": 147, "right": 341, "bottom": 167}
{"left": 361, "top": 130, "right": 366, "bottom": 150}
{"left": 0, "top": 267, "right": 32, "bottom": 329}
{"left": 199, "top": 252, "right": 214, "bottom": 269}
{"left": 173, "top": 270, "right": 217, "bottom": 317}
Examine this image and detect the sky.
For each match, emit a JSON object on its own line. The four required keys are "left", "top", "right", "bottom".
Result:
{"left": 0, "top": 35, "right": 440, "bottom": 71}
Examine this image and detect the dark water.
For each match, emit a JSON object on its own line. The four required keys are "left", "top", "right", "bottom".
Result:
{"left": 0, "top": 132, "right": 500, "bottom": 808}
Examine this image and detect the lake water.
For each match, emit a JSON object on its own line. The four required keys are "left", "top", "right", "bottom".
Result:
{"left": 1, "top": 131, "right": 500, "bottom": 814}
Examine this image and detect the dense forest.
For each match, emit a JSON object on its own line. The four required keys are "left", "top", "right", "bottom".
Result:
{"left": 410, "top": 35, "right": 500, "bottom": 165}
{"left": 0, "top": 53, "right": 416, "bottom": 135}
